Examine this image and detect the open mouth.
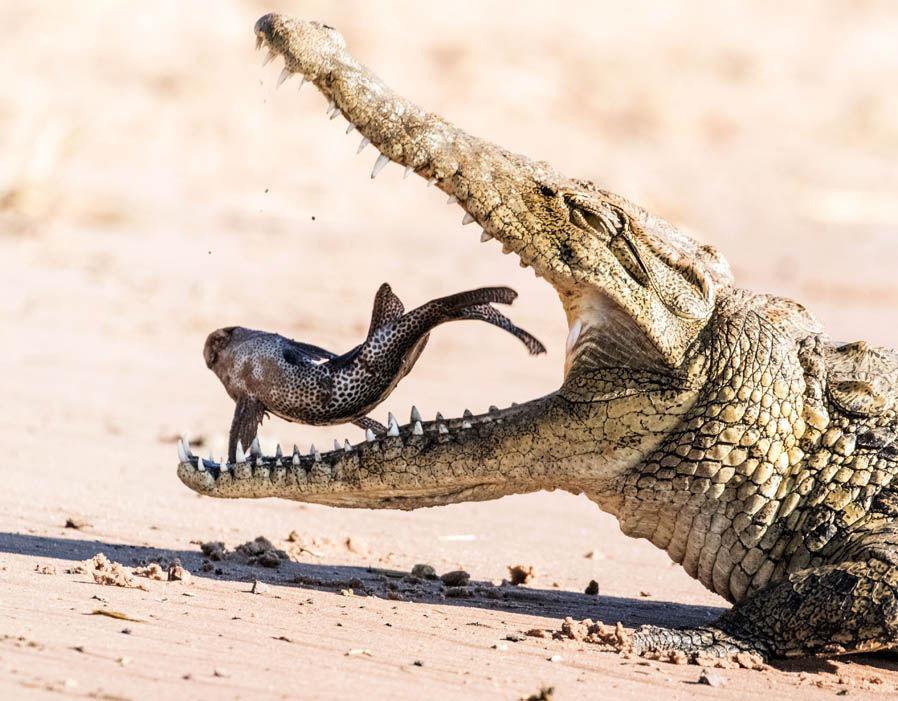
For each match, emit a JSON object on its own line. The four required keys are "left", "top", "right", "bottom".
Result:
{"left": 177, "top": 14, "right": 718, "bottom": 503}
{"left": 177, "top": 16, "right": 581, "bottom": 483}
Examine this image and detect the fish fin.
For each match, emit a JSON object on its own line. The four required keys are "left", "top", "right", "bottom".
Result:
{"left": 427, "top": 286, "right": 518, "bottom": 311}
{"left": 282, "top": 338, "right": 337, "bottom": 365}
{"left": 353, "top": 416, "right": 387, "bottom": 435}
{"left": 455, "top": 304, "right": 546, "bottom": 355}
{"left": 228, "top": 395, "right": 267, "bottom": 463}
{"left": 367, "top": 283, "right": 405, "bottom": 340}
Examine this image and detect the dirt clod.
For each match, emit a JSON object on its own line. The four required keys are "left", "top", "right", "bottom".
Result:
{"left": 440, "top": 570, "right": 470, "bottom": 586}
{"left": 134, "top": 563, "right": 166, "bottom": 580}
{"left": 584, "top": 579, "right": 599, "bottom": 595}
{"left": 85, "top": 554, "right": 147, "bottom": 590}
{"left": 168, "top": 562, "right": 191, "bottom": 582}
{"left": 521, "top": 687, "right": 554, "bottom": 701}
{"left": 199, "top": 537, "right": 288, "bottom": 568}
{"left": 411, "top": 564, "right": 438, "bottom": 579}
{"left": 555, "top": 617, "right": 633, "bottom": 652}
{"left": 508, "top": 565, "right": 535, "bottom": 585}
{"left": 64, "top": 517, "right": 91, "bottom": 530}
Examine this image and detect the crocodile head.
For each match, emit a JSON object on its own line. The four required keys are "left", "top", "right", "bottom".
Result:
{"left": 176, "top": 14, "right": 735, "bottom": 509}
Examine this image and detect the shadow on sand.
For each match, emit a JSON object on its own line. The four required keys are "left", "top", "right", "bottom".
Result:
{"left": 2, "top": 530, "right": 720, "bottom": 628}
{"left": 4, "top": 530, "right": 897, "bottom": 675}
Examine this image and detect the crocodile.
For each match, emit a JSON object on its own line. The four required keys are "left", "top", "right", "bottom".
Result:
{"left": 204, "top": 283, "right": 544, "bottom": 463}
{"left": 177, "top": 12, "right": 898, "bottom": 661}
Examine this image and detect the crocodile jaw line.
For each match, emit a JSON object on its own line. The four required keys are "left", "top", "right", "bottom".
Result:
{"left": 252, "top": 15, "right": 626, "bottom": 378}
{"left": 176, "top": 17, "right": 706, "bottom": 506}
{"left": 252, "top": 14, "right": 572, "bottom": 286}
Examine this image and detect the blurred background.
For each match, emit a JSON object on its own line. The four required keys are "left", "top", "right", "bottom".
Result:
{"left": 3, "top": 3, "right": 898, "bottom": 696}
{"left": 3, "top": 0, "right": 898, "bottom": 549}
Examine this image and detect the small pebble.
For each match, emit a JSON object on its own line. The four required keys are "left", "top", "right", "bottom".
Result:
{"left": 698, "top": 669, "right": 727, "bottom": 687}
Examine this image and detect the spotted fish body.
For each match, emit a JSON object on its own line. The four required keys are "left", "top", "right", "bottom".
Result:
{"left": 204, "top": 284, "right": 544, "bottom": 461}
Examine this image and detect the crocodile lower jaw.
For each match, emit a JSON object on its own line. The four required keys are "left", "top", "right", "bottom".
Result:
{"left": 177, "top": 398, "right": 551, "bottom": 493}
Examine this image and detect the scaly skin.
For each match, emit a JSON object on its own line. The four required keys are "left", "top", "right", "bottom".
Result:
{"left": 177, "top": 13, "right": 898, "bottom": 660}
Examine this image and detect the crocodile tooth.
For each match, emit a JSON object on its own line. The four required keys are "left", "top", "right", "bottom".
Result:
{"left": 235, "top": 441, "right": 246, "bottom": 463}
{"left": 403, "top": 166, "right": 412, "bottom": 179}
{"left": 250, "top": 437, "right": 262, "bottom": 457}
{"left": 311, "top": 445, "right": 321, "bottom": 461}
{"left": 412, "top": 420, "right": 424, "bottom": 435}
{"left": 462, "top": 420, "right": 472, "bottom": 429}
{"left": 489, "top": 405, "right": 499, "bottom": 413}
{"left": 410, "top": 406, "right": 422, "bottom": 422}
{"left": 255, "top": 36, "right": 263, "bottom": 51}
{"left": 366, "top": 428, "right": 376, "bottom": 442}
{"left": 195, "top": 456, "right": 205, "bottom": 471}
{"left": 387, "top": 416, "right": 400, "bottom": 437}
{"left": 292, "top": 444, "right": 301, "bottom": 463}
{"left": 297, "top": 76, "right": 305, "bottom": 92}
{"left": 275, "top": 453, "right": 283, "bottom": 467}
{"left": 334, "top": 439, "right": 341, "bottom": 451}
{"left": 345, "top": 123, "right": 354, "bottom": 135}
{"left": 371, "top": 153, "right": 389, "bottom": 179}
{"left": 277, "top": 67, "right": 291, "bottom": 87}
{"left": 480, "top": 231, "right": 492, "bottom": 242}
{"left": 462, "top": 212, "right": 475, "bottom": 225}
{"left": 357, "top": 136, "right": 370, "bottom": 154}
{"left": 343, "top": 439, "right": 352, "bottom": 452}
{"left": 275, "top": 444, "right": 283, "bottom": 459}
{"left": 177, "top": 439, "right": 189, "bottom": 463}
{"left": 329, "top": 104, "right": 340, "bottom": 120}
{"left": 327, "top": 98, "right": 335, "bottom": 114}
{"left": 463, "top": 409, "right": 474, "bottom": 419}
{"left": 292, "top": 451, "right": 301, "bottom": 467}
{"left": 446, "top": 195, "right": 457, "bottom": 205}
{"left": 438, "top": 423, "right": 449, "bottom": 435}
{"left": 262, "top": 48, "right": 277, "bottom": 66}
{"left": 435, "top": 412, "right": 444, "bottom": 423}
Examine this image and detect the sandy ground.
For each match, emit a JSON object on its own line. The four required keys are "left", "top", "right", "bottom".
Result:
{"left": 3, "top": 1, "right": 898, "bottom": 698}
